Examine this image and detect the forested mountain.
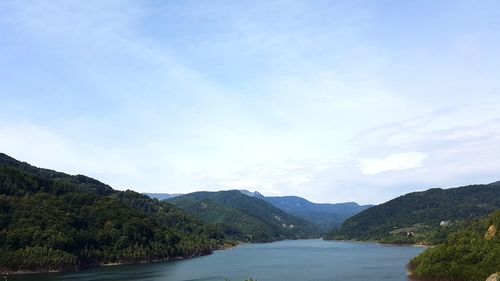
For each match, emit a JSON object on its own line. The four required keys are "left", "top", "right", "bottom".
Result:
{"left": 409, "top": 210, "right": 500, "bottom": 281}
{"left": 252, "top": 193, "right": 372, "bottom": 230}
{"left": 0, "top": 153, "right": 225, "bottom": 273}
{"left": 167, "top": 191, "right": 321, "bottom": 242}
{"left": 326, "top": 183, "right": 500, "bottom": 244}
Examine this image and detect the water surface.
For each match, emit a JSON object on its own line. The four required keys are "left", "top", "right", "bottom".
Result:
{"left": 9, "top": 240, "right": 424, "bottom": 281}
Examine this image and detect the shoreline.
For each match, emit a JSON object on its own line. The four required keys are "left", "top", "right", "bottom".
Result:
{"left": 0, "top": 252, "right": 213, "bottom": 275}
{"left": 324, "top": 238, "right": 432, "bottom": 248}
{"left": 377, "top": 242, "right": 432, "bottom": 248}
{"left": 0, "top": 239, "right": 297, "bottom": 275}
{"left": 1, "top": 239, "right": 254, "bottom": 276}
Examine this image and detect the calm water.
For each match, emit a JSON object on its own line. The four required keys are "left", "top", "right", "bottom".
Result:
{"left": 9, "top": 240, "right": 424, "bottom": 281}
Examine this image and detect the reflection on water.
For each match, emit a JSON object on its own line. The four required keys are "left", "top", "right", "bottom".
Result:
{"left": 9, "top": 240, "right": 424, "bottom": 281}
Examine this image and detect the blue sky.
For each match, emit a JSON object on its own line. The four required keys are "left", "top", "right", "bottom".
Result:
{"left": 1, "top": 0, "right": 500, "bottom": 204}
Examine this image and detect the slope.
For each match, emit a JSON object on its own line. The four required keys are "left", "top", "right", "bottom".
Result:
{"left": 326, "top": 183, "right": 500, "bottom": 243}
{"left": 409, "top": 210, "right": 500, "bottom": 281}
{"left": 0, "top": 153, "right": 224, "bottom": 273}
{"left": 168, "top": 190, "right": 321, "bottom": 242}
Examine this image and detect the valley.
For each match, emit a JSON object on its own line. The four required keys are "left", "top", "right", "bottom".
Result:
{"left": 0, "top": 152, "right": 498, "bottom": 280}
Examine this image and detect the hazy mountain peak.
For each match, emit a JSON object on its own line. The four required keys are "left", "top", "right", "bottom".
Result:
{"left": 145, "top": 193, "right": 183, "bottom": 201}
{"left": 236, "top": 189, "right": 264, "bottom": 198}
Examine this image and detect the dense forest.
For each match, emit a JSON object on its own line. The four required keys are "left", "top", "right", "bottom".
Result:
{"left": 409, "top": 211, "right": 500, "bottom": 281}
{"left": 0, "top": 153, "right": 227, "bottom": 273}
{"left": 325, "top": 183, "right": 500, "bottom": 244}
{"left": 151, "top": 190, "right": 370, "bottom": 231}
{"left": 168, "top": 191, "right": 321, "bottom": 242}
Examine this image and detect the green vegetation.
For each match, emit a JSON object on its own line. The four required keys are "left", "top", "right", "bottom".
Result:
{"left": 326, "top": 183, "right": 500, "bottom": 244}
{"left": 168, "top": 191, "right": 321, "bottom": 242}
{"left": 0, "top": 153, "right": 226, "bottom": 273}
{"left": 409, "top": 211, "right": 500, "bottom": 281}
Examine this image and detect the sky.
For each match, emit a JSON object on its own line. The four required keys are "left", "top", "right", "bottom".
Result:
{"left": 1, "top": 0, "right": 500, "bottom": 204}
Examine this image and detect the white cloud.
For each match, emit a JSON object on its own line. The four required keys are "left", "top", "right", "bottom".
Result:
{"left": 358, "top": 152, "right": 428, "bottom": 175}
{"left": 190, "top": 158, "right": 340, "bottom": 196}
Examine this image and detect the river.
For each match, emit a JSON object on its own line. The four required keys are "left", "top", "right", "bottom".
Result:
{"left": 8, "top": 240, "right": 424, "bottom": 281}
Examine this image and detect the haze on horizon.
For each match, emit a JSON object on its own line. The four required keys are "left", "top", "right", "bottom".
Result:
{"left": 1, "top": 0, "right": 499, "bottom": 204}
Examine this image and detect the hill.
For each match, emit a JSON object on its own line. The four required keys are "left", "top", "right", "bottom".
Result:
{"left": 326, "top": 183, "right": 500, "bottom": 244}
{"left": 0, "top": 153, "right": 225, "bottom": 273}
{"left": 409, "top": 210, "right": 500, "bottom": 281}
{"left": 253, "top": 193, "right": 372, "bottom": 230}
{"left": 167, "top": 191, "right": 321, "bottom": 242}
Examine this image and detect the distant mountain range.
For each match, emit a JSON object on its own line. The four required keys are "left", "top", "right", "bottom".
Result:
{"left": 327, "top": 182, "right": 500, "bottom": 244}
{"left": 149, "top": 190, "right": 371, "bottom": 231}
{"left": 248, "top": 191, "right": 372, "bottom": 230}
{"left": 167, "top": 190, "right": 321, "bottom": 242}
{"left": 144, "top": 193, "right": 182, "bottom": 200}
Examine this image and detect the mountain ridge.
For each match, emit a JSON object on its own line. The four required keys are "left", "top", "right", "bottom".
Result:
{"left": 237, "top": 190, "right": 372, "bottom": 230}
{"left": 144, "top": 193, "right": 182, "bottom": 200}
{"left": 149, "top": 189, "right": 371, "bottom": 230}
{"left": 167, "top": 190, "right": 321, "bottom": 242}
{"left": 327, "top": 183, "right": 500, "bottom": 244}
{"left": 0, "top": 152, "right": 225, "bottom": 273}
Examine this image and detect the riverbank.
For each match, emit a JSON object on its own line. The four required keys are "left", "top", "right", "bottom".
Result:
{"left": 217, "top": 241, "right": 244, "bottom": 250}
{"left": 378, "top": 242, "right": 432, "bottom": 248}
{"left": 1, "top": 238, "right": 300, "bottom": 276}
{"left": 0, "top": 251, "right": 214, "bottom": 275}
{"left": 2, "top": 239, "right": 262, "bottom": 276}
{"left": 324, "top": 238, "right": 432, "bottom": 248}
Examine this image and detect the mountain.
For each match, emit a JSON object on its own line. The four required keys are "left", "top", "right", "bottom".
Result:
{"left": 252, "top": 193, "right": 372, "bottom": 230}
{"left": 145, "top": 193, "right": 182, "bottom": 200}
{"left": 326, "top": 183, "right": 500, "bottom": 244}
{"left": 167, "top": 190, "right": 321, "bottom": 242}
{"left": 237, "top": 189, "right": 263, "bottom": 197}
{"left": 0, "top": 153, "right": 225, "bottom": 273}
